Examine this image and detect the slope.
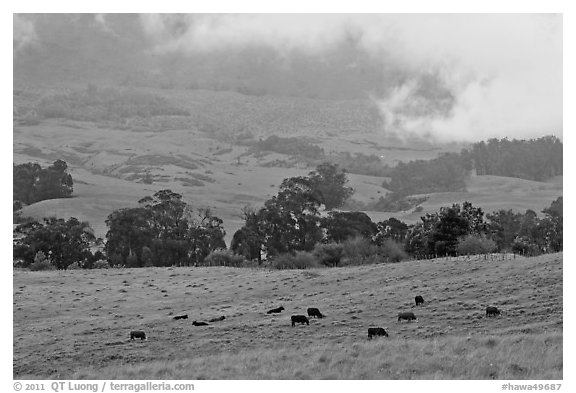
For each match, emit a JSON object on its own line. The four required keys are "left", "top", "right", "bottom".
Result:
{"left": 13, "top": 253, "right": 562, "bottom": 379}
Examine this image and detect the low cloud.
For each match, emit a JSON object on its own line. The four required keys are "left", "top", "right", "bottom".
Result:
{"left": 365, "top": 14, "right": 563, "bottom": 142}
{"left": 13, "top": 14, "right": 37, "bottom": 55}
{"left": 139, "top": 14, "right": 562, "bottom": 142}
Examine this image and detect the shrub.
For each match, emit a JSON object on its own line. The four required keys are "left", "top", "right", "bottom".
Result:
{"left": 29, "top": 251, "right": 55, "bottom": 271}
{"left": 313, "top": 243, "right": 344, "bottom": 267}
{"left": 272, "top": 251, "right": 320, "bottom": 270}
{"left": 67, "top": 262, "right": 82, "bottom": 270}
{"left": 511, "top": 237, "right": 542, "bottom": 256}
{"left": 341, "top": 237, "right": 381, "bottom": 265}
{"left": 203, "top": 249, "right": 248, "bottom": 267}
{"left": 380, "top": 239, "right": 409, "bottom": 262}
{"left": 456, "top": 235, "right": 498, "bottom": 256}
{"left": 126, "top": 253, "right": 139, "bottom": 268}
{"left": 93, "top": 259, "right": 110, "bottom": 269}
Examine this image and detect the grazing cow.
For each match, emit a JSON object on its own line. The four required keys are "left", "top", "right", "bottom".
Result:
{"left": 486, "top": 306, "right": 501, "bottom": 317}
{"left": 291, "top": 315, "right": 309, "bottom": 326}
{"left": 368, "top": 327, "right": 388, "bottom": 339}
{"left": 415, "top": 295, "right": 425, "bottom": 306}
{"left": 192, "top": 321, "right": 209, "bottom": 326}
{"left": 173, "top": 314, "right": 188, "bottom": 320}
{"left": 130, "top": 330, "right": 146, "bottom": 340}
{"left": 307, "top": 307, "right": 324, "bottom": 318}
{"left": 398, "top": 311, "right": 417, "bottom": 322}
{"left": 267, "top": 306, "right": 285, "bottom": 314}
{"left": 209, "top": 316, "right": 226, "bottom": 322}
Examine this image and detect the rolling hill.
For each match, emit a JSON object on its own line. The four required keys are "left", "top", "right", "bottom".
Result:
{"left": 14, "top": 88, "right": 562, "bottom": 242}
{"left": 13, "top": 252, "right": 562, "bottom": 379}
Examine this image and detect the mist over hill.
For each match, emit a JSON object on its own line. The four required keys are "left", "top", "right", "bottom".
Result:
{"left": 14, "top": 14, "right": 396, "bottom": 99}
{"left": 14, "top": 14, "right": 562, "bottom": 143}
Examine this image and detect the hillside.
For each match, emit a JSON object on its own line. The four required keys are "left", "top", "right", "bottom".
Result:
{"left": 13, "top": 253, "right": 562, "bottom": 379}
{"left": 366, "top": 174, "right": 563, "bottom": 225}
{"left": 14, "top": 87, "right": 561, "bottom": 242}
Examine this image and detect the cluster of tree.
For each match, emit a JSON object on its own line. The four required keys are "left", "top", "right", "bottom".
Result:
{"left": 486, "top": 197, "right": 562, "bottom": 256}
{"left": 250, "top": 135, "right": 561, "bottom": 197}
{"left": 405, "top": 202, "right": 489, "bottom": 258}
{"left": 382, "top": 152, "right": 470, "bottom": 196}
{"left": 231, "top": 163, "right": 354, "bottom": 261}
{"left": 104, "top": 190, "right": 226, "bottom": 267}
{"left": 328, "top": 152, "right": 389, "bottom": 177}
{"left": 36, "top": 85, "right": 189, "bottom": 122}
{"left": 464, "top": 136, "right": 563, "bottom": 181}
{"left": 405, "top": 198, "right": 563, "bottom": 258}
{"left": 231, "top": 164, "right": 562, "bottom": 263}
{"left": 14, "top": 160, "right": 74, "bottom": 206}
{"left": 253, "top": 135, "right": 325, "bottom": 160}
{"left": 372, "top": 136, "right": 562, "bottom": 212}
{"left": 13, "top": 217, "right": 101, "bottom": 269}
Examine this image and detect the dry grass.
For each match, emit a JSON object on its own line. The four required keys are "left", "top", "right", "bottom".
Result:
{"left": 13, "top": 253, "right": 562, "bottom": 379}
{"left": 71, "top": 333, "right": 562, "bottom": 380}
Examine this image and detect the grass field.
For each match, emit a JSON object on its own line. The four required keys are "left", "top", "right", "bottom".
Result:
{"left": 13, "top": 253, "right": 562, "bottom": 379}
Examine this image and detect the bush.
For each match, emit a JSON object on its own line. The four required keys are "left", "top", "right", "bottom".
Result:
{"left": 456, "top": 235, "right": 498, "bottom": 256}
{"left": 203, "top": 249, "right": 248, "bottom": 267}
{"left": 93, "top": 259, "right": 110, "bottom": 269}
{"left": 313, "top": 243, "right": 344, "bottom": 267}
{"left": 126, "top": 253, "right": 139, "bottom": 268}
{"left": 511, "top": 237, "right": 542, "bottom": 256}
{"left": 29, "top": 251, "right": 55, "bottom": 271}
{"left": 67, "top": 262, "right": 82, "bottom": 270}
{"left": 340, "top": 237, "right": 381, "bottom": 265}
{"left": 30, "top": 260, "right": 56, "bottom": 271}
{"left": 271, "top": 251, "right": 320, "bottom": 270}
{"left": 380, "top": 239, "right": 409, "bottom": 262}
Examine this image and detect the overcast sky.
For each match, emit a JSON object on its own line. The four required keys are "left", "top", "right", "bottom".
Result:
{"left": 138, "top": 14, "right": 562, "bottom": 141}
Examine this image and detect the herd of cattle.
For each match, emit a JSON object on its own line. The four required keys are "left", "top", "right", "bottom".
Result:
{"left": 129, "top": 296, "right": 502, "bottom": 341}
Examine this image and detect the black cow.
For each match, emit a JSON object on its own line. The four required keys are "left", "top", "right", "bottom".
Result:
{"left": 291, "top": 315, "right": 309, "bottom": 326}
{"left": 368, "top": 327, "right": 388, "bottom": 339}
{"left": 130, "top": 330, "right": 147, "bottom": 340}
{"left": 267, "top": 306, "right": 285, "bottom": 314}
{"left": 173, "top": 314, "right": 188, "bottom": 320}
{"left": 209, "top": 316, "right": 226, "bottom": 322}
{"left": 486, "top": 306, "right": 501, "bottom": 317}
{"left": 307, "top": 307, "right": 323, "bottom": 318}
{"left": 192, "top": 321, "right": 209, "bottom": 326}
{"left": 398, "top": 311, "right": 417, "bottom": 322}
{"left": 415, "top": 295, "right": 425, "bottom": 306}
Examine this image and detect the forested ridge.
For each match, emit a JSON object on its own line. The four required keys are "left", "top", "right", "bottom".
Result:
{"left": 384, "top": 136, "right": 562, "bottom": 194}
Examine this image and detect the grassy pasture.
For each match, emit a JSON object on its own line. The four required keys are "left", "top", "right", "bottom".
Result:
{"left": 13, "top": 253, "right": 562, "bottom": 379}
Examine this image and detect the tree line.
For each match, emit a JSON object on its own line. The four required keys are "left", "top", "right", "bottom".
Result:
{"left": 383, "top": 136, "right": 562, "bottom": 195}
{"left": 464, "top": 135, "right": 562, "bottom": 181}
{"left": 13, "top": 162, "right": 562, "bottom": 270}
